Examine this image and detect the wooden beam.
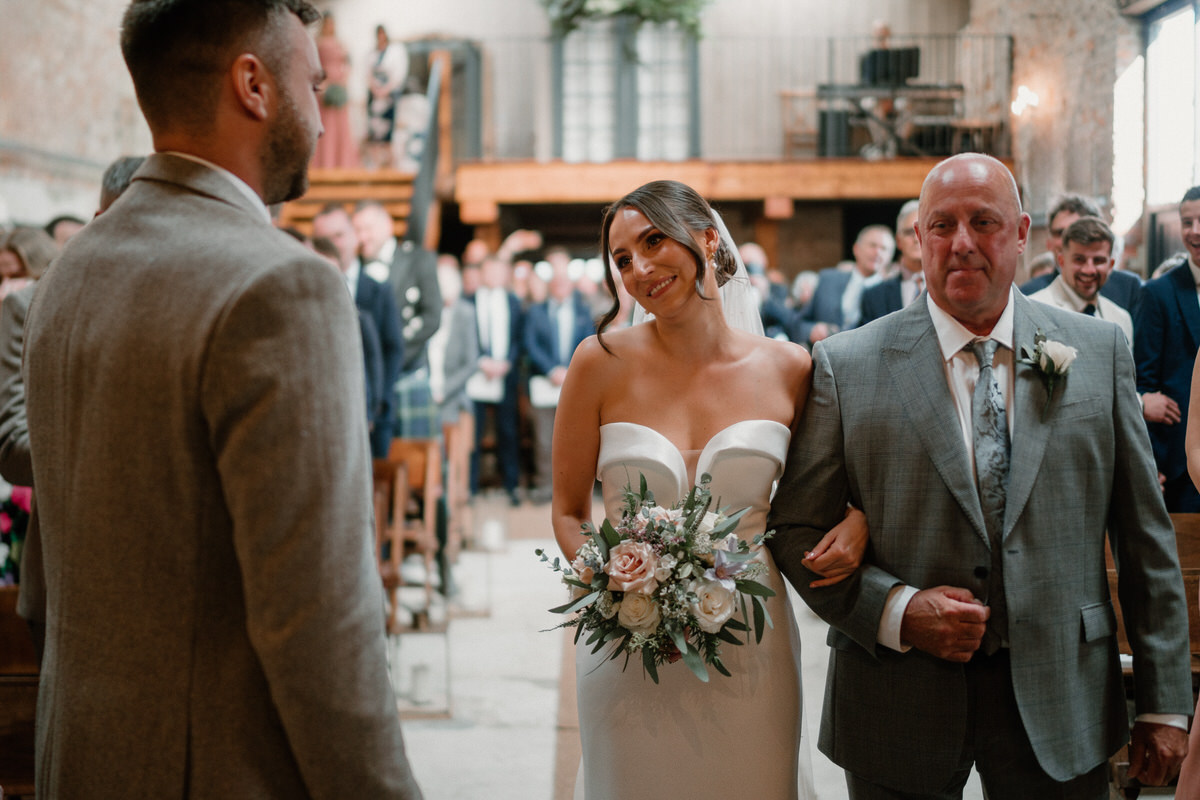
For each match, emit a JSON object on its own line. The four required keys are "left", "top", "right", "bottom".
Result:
{"left": 454, "top": 158, "right": 1008, "bottom": 206}
{"left": 459, "top": 199, "right": 499, "bottom": 224}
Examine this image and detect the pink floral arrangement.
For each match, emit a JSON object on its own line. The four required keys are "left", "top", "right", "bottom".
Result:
{"left": 538, "top": 474, "right": 774, "bottom": 683}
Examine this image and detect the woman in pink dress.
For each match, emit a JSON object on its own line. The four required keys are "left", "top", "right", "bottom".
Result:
{"left": 312, "top": 12, "right": 358, "bottom": 169}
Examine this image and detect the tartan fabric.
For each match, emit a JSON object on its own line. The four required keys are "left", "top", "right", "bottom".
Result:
{"left": 394, "top": 366, "right": 440, "bottom": 439}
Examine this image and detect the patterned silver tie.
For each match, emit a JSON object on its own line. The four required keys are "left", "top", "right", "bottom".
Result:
{"left": 969, "top": 339, "right": 1010, "bottom": 654}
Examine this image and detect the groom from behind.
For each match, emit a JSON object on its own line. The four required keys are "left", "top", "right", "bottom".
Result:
{"left": 23, "top": 1, "right": 422, "bottom": 797}
{"left": 768, "top": 153, "right": 1191, "bottom": 798}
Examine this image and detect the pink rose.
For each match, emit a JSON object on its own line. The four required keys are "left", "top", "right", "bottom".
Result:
{"left": 605, "top": 541, "right": 660, "bottom": 594}
{"left": 10, "top": 486, "right": 31, "bottom": 513}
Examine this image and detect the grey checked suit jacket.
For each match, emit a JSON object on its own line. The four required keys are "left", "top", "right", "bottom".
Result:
{"left": 767, "top": 291, "right": 1191, "bottom": 793}
{"left": 24, "top": 154, "right": 422, "bottom": 798}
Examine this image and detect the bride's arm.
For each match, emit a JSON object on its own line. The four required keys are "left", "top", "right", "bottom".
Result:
{"left": 550, "top": 337, "right": 605, "bottom": 559}
{"left": 803, "top": 506, "right": 868, "bottom": 588}
{"left": 777, "top": 338, "right": 868, "bottom": 588}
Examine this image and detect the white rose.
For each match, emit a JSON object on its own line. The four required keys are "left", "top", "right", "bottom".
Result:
{"left": 617, "top": 592, "right": 661, "bottom": 634}
{"left": 688, "top": 577, "right": 737, "bottom": 634}
{"left": 1039, "top": 340, "right": 1077, "bottom": 373}
{"left": 695, "top": 511, "right": 720, "bottom": 537}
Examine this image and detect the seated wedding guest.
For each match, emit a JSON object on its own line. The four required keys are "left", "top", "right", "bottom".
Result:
{"left": 43, "top": 214, "right": 85, "bottom": 247}
{"left": 1028, "top": 216, "right": 1132, "bottom": 345}
{"left": 468, "top": 254, "right": 523, "bottom": 504}
{"left": 312, "top": 235, "right": 385, "bottom": 432}
{"left": 313, "top": 202, "right": 404, "bottom": 458}
{"left": 523, "top": 248, "right": 594, "bottom": 504}
{"left": 6, "top": 154, "right": 141, "bottom": 662}
{"left": 0, "top": 227, "right": 58, "bottom": 300}
{"left": 22, "top": 1, "right": 423, "bottom": 795}
{"left": 860, "top": 199, "right": 923, "bottom": 326}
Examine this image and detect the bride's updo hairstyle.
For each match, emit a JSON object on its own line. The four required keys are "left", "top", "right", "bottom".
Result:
{"left": 597, "top": 180, "right": 737, "bottom": 339}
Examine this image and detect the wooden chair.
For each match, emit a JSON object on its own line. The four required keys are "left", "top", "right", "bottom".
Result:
{"left": 1106, "top": 514, "right": 1200, "bottom": 797}
{"left": 373, "top": 438, "right": 443, "bottom": 632}
{"left": 442, "top": 410, "right": 475, "bottom": 559}
{"left": 0, "top": 586, "right": 37, "bottom": 799}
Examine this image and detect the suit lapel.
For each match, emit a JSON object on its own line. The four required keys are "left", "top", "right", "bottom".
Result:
{"left": 1169, "top": 264, "right": 1200, "bottom": 351}
{"left": 882, "top": 303, "right": 988, "bottom": 543}
{"left": 1003, "top": 295, "right": 1059, "bottom": 538}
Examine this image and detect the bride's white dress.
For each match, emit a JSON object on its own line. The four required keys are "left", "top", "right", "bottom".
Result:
{"left": 574, "top": 419, "right": 816, "bottom": 800}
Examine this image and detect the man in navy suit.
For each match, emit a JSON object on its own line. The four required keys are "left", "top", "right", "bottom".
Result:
{"left": 468, "top": 254, "right": 524, "bottom": 505}
{"left": 313, "top": 203, "right": 404, "bottom": 458}
{"left": 1135, "top": 185, "right": 1200, "bottom": 511}
{"left": 860, "top": 199, "right": 923, "bottom": 326}
{"left": 1020, "top": 194, "right": 1142, "bottom": 319}
{"left": 523, "top": 248, "right": 595, "bottom": 504}
{"left": 788, "top": 224, "right": 893, "bottom": 345}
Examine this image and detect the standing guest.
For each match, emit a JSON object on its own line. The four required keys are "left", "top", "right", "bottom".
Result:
{"left": 364, "top": 23, "right": 407, "bottom": 168}
{"left": 1029, "top": 216, "right": 1133, "bottom": 345}
{"left": 1025, "top": 250, "right": 1057, "bottom": 282}
{"left": 769, "top": 153, "right": 1190, "bottom": 798}
{"left": 1136, "top": 185, "right": 1200, "bottom": 512}
{"left": 353, "top": 200, "right": 442, "bottom": 438}
{"left": 1020, "top": 194, "right": 1142, "bottom": 319}
{"left": 429, "top": 256, "right": 479, "bottom": 428}
{"left": 7, "top": 155, "right": 142, "bottom": 662}
{"left": 0, "top": 228, "right": 57, "bottom": 300}
{"left": 860, "top": 199, "right": 924, "bottom": 325}
{"left": 312, "top": 235, "right": 385, "bottom": 430}
{"left": 523, "top": 248, "right": 594, "bottom": 504}
{"left": 789, "top": 224, "right": 892, "bottom": 345}
{"left": 43, "top": 215, "right": 85, "bottom": 247}
{"left": 313, "top": 12, "right": 358, "bottom": 168}
{"left": 468, "top": 254, "right": 523, "bottom": 504}
{"left": 312, "top": 202, "right": 404, "bottom": 458}
{"left": 22, "top": 1, "right": 424, "bottom": 796}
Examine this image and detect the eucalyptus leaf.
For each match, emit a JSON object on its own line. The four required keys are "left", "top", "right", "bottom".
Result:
{"left": 549, "top": 591, "right": 600, "bottom": 615}
{"left": 681, "top": 645, "right": 709, "bottom": 682}
{"left": 735, "top": 579, "right": 776, "bottom": 598}
{"left": 643, "top": 647, "right": 659, "bottom": 684}
{"left": 752, "top": 595, "right": 766, "bottom": 642}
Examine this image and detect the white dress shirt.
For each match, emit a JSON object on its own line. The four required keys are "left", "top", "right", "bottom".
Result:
{"left": 1028, "top": 276, "right": 1133, "bottom": 348}
{"left": 364, "top": 237, "right": 397, "bottom": 284}
{"left": 476, "top": 287, "right": 510, "bottom": 360}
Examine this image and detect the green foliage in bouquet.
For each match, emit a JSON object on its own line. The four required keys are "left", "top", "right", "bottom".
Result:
{"left": 538, "top": 473, "right": 775, "bottom": 683}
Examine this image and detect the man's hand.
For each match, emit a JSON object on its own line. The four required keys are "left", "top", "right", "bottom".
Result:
{"left": 549, "top": 366, "right": 569, "bottom": 387}
{"left": 900, "top": 586, "right": 989, "bottom": 662}
{"left": 1127, "top": 721, "right": 1188, "bottom": 786}
{"left": 1142, "top": 392, "right": 1181, "bottom": 424}
{"left": 810, "top": 322, "right": 832, "bottom": 344}
{"left": 479, "top": 357, "right": 510, "bottom": 380}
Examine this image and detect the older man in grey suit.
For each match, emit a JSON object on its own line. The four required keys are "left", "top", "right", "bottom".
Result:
{"left": 768, "top": 153, "right": 1191, "bottom": 798}
{"left": 22, "top": 1, "right": 422, "bottom": 797}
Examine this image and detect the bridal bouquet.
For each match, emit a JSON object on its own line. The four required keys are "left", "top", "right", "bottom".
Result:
{"left": 537, "top": 474, "right": 775, "bottom": 683}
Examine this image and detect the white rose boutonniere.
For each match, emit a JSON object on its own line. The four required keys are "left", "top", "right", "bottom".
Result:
{"left": 1018, "top": 330, "right": 1078, "bottom": 417}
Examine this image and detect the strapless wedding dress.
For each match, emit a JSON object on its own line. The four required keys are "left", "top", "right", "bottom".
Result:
{"left": 574, "top": 420, "right": 816, "bottom": 800}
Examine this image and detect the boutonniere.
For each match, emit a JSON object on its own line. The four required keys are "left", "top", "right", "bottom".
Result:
{"left": 1018, "top": 330, "right": 1078, "bottom": 416}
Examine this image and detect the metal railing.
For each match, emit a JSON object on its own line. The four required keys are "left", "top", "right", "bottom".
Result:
{"left": 436, "top": 31, "right": 1011, "bottom": 163}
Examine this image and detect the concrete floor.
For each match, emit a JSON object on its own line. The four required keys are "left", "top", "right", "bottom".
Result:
{"left": 393, "top": 492, "right": 1002, "bottom": 800}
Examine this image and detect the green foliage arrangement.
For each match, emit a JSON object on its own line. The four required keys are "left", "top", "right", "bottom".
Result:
{"left": 541, "top": 0, "right": 711, "bottom": 36}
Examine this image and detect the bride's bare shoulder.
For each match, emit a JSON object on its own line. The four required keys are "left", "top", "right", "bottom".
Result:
{"left": 742, "top": 333, "right": 811, "bottom": 377}
{"left": 571, "top": 326, "right": 651, "bottom": 372}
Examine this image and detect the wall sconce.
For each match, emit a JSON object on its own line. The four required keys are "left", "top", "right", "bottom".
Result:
{"left": 1011, "top": 85, "right": 1040, "bottom": 116}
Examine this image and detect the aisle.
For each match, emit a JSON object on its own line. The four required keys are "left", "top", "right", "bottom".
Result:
{"left": 397, "top": 494, "right": 989, "bottom": 800}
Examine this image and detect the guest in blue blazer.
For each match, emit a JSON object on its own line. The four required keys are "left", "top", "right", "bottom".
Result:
{"left": 1020, "top": 194, "right": 1142, "bottom": 319}
{"left": 313, "top": 204, "right": 404, "bottom": 459}
{"left": 860, "top": 199, "right": 923, "bottom": 326}
{"left": 523, "top": 249, "right": 595, "bottom": 504}
{"left": 787, "top": 224, "right": 892, "bottom": 345}
{"left": 1135, "top": 185, "right": 1200, "bottom": 511}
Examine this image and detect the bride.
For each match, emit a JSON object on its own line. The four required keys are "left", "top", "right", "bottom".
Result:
{"left": 551, "top": 180, "right": 869, "bottom": 799}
